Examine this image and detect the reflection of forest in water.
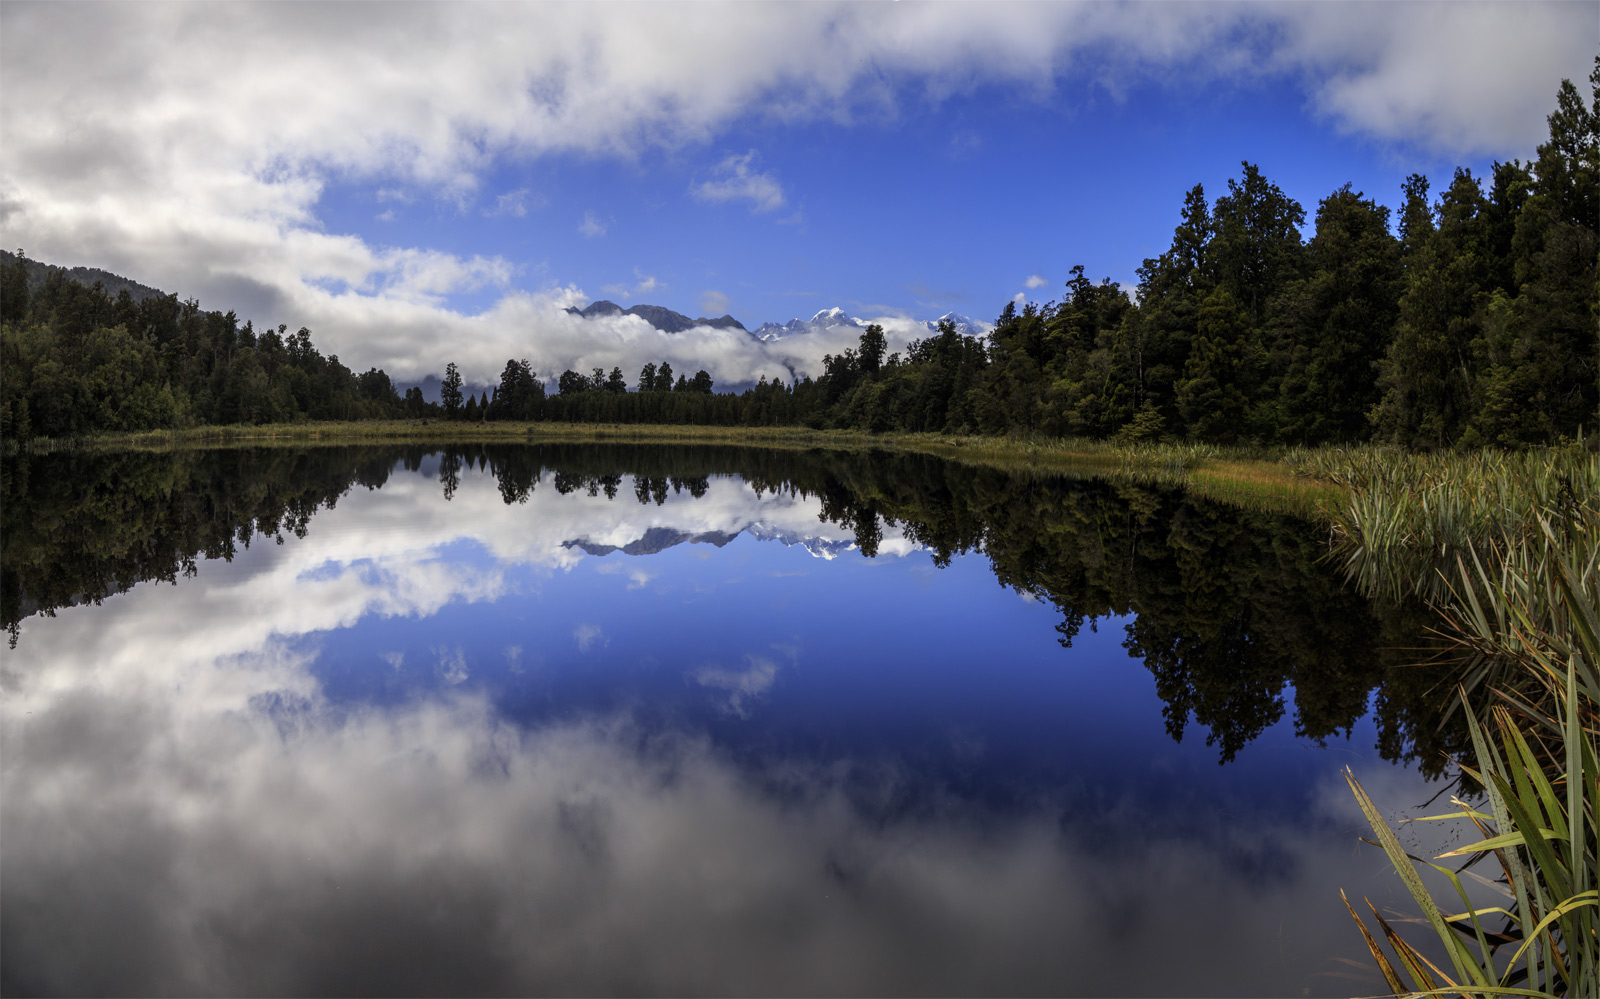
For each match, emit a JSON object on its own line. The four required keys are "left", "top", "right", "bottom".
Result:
{"left": 2, "top": 443, "right": 1454, "bottom": 771}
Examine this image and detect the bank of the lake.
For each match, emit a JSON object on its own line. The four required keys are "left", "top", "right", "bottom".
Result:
{"left": 10, "top": 419, "right": 1348, "bottom": 518}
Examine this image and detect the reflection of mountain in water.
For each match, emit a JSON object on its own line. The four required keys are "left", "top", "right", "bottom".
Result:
{"left": 565, "top": 526, "right": 740, "bottom": 557}
{"left": 746, "top": 523, "right": 855, "bottom": 560}
{"left": 563, "top": 523, "right": 864, "bottom": 561}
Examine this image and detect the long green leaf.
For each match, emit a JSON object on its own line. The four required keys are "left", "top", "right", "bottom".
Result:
{"left": 1346, "top": 768, "right": 1492, "bottom": 988}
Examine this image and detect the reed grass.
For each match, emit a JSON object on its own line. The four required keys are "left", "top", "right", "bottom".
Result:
{"left": 1298, "top": 443, "right": 1598, "bottom": 604}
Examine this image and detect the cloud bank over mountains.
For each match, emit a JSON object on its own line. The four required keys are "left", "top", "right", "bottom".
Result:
{"left": 1, "top": 2, "right": 1589, "bottom": 384}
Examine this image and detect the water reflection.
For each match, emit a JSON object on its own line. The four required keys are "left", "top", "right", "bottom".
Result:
{"left": 1, "top": 445, "right": 1448, "bottom": 995}
{"left": 2, "top": 445, "right": 1449, "bottom": 767}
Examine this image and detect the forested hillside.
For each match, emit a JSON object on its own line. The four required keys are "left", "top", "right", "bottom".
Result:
{"left": 0, "top": 257, "right": 411, "bottom": 438}
{"left": 3, "top": 65, "right": 1593, "bottom": 448}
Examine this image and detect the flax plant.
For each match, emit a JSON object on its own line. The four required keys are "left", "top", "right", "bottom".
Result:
{"left": 1341, "top": 497, "right": 1600, "bottom": 996}
{"left": 1303, "top": 443, "right": 1597, "bottom": 605}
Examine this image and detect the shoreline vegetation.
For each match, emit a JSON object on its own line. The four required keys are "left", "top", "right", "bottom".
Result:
{"left": 5, "top": 418, "right": 1356, "bottom": 517}
{"left": 1321, "top": 443, "right": 1597, "bottom": 992}
{"left": 11, "top": 419, "right": 1593, "bottom": 525}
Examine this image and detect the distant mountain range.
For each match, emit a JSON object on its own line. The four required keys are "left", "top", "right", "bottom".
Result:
{"left": 564, "top": 300, "right": 747, "bottom": 333}
{"left": 567, "top": 300, "right": 990, "bottom": 341}
{"left": 751, "top": 307, "right": 989, "bottom": 342}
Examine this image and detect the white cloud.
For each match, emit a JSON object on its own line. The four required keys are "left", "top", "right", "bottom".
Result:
{"left": 1012, "top": 292, "right": 1026, "bottom": 305}
{"left": 485, "top": 188, "right": 537, "bottom": 218}
{"left": 691, "top": 151, "right": 786, "bottom": 213}
{"left": 1265, "top": 2, "right": 1592, "bottom": 156}
{"left": 1024, "top": 275, "right": 1046, "bottom": 290}
{"left": 578, "top": 211, "right": 608, "bottom": 238}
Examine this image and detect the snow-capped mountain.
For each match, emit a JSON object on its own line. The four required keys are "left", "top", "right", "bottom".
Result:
{"left": 750, "top": 307, "right": 867, "bottom": 342}
{"left": 923, "top": 312, "right": 990, "bottom": 338}
{"left": 750, "top": 307, "right": 991, "bottom": 343}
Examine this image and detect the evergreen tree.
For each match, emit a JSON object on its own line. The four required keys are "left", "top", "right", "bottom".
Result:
{"left": 0, "top": 250, "right": 29, "bottom": 324}
{"left": 441, "top": 362, "right": 464, "bottom": 418}
{"left": 1272, "top": 185, "right": 1403, "bottom": 443}
{"left": 1373, "top": 169, "right": 1492, "bottom": 448}
{"left": 1176, "top": 288, "right": 1251, "bottom": 443}
{"left": 858, "top": 324, "right": 887, "bottom": 377}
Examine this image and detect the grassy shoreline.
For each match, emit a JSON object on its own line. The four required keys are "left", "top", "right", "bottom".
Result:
{"left": 8, "top": 418, "right": 1346, "bottom": 517}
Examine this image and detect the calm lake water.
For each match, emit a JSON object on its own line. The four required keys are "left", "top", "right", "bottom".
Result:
{"left": 1, "top": 444, "right": 1466, "bottom": 996}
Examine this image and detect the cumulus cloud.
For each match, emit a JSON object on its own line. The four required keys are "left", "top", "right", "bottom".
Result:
{"left": 1264, "top": 2, "right": 1592, "bottom": 155}
{"left": 691, "top": 151, "right": 786, "bottom": 213}
{"left": 0, "top": 2, "right": 1587, "bottom": 384}
{"left": 1024, "top": 274, "right": 1047, "bottom": 289}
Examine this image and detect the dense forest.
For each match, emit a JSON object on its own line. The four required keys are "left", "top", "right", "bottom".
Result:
{"left": 2, "top": 66, "right": 1593, "bottom": 448}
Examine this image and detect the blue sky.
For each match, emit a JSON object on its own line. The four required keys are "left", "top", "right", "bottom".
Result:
{"left": 2, "top": 2, "right": 1592, "bottom": 386}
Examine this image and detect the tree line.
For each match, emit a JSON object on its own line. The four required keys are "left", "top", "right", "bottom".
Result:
{"left": 3, "top": 65, "right": 1592, "bottom": 449}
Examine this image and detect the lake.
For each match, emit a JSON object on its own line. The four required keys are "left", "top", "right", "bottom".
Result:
{"left": 1, "top": 443, "right": 1464, "bottom": 996}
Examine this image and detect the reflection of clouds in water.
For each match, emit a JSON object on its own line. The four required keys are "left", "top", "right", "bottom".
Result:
{"left": 596, "top": 561, "right": 656, "bottom": 590}
{"left": 690, "top": 655, "right": 780, "bottom": 717}
{"left": 573, "top": 623, "right": 605, "bottom": 653}
{"left": 436, "top": 646, "right": 469, "bottom": 685}
{"left": 2, "top": 467, "right": 914, "bottom": 717}
{"left": 1, "top": 608, "right": 1427, "bottom": 995}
